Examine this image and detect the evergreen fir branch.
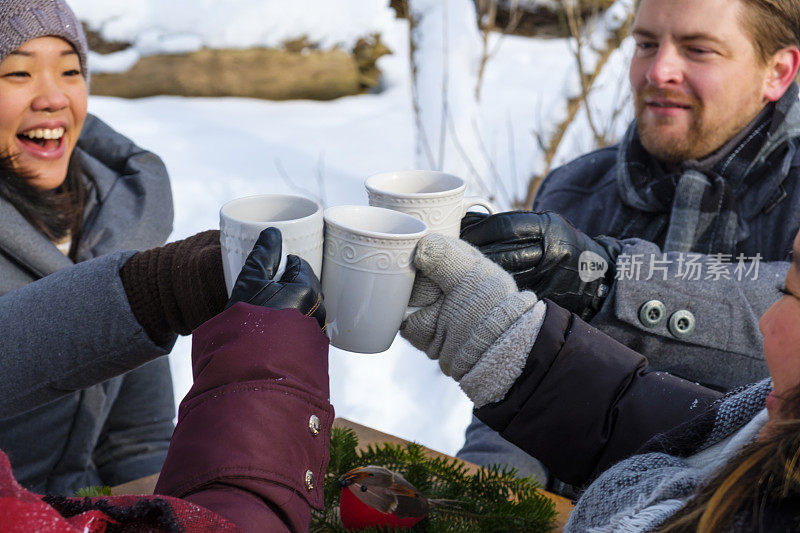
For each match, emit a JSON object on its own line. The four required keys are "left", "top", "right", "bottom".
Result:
{"left": 313, "top": 427, "right": 559, "bottom": 531}
{"left": 73, "top": 485, "right": 112, "bottom": 497}
{"left": 324, "top": 427, "right": 361, "bottom": 509}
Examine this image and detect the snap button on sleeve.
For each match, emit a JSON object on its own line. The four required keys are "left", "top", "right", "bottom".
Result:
{"left": 309, "top": 414, "right": 320, "bottom": 436}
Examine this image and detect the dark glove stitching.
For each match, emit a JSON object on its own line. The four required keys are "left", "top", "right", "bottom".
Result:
{"left": 245, "top": 280, "right": 277, "bottom": 305}
{"left": 262, "top": 282, "right": 289, "bottom": 304}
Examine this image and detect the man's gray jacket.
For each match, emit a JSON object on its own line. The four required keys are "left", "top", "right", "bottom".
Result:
{"left": 532, "top": 94, "right": 800, "bottom": 389}
{"left": 458, "top": 87, "right": 800, "bottom": 480}
{"left": 0, "top": 115, "right": 176, "bottom": 495}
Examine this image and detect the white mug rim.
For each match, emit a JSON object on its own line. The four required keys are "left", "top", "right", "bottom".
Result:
{"left": 220, "top": 194, "right": 322, "bottom": 228}
{"left": 324, "top": 205, "right": 428, "bottom": 240}
{"left": 365, "top": 170, "right": 466, "bottom": 199}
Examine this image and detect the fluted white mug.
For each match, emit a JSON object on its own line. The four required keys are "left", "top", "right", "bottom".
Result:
{"left": 220, "top": 194, "right": 324, "bottom": 294}
{"left": 322, "top": 205, "right": 428, "bottom": 353}
{"left": 365, "top": 171, "right": 496, "bottom": 238}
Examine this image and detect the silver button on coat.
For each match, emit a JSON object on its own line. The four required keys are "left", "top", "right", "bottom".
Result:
{"left": 668, "top": 310, "right": 696, "bottom": 339}
{"left": 305, "top": 470, "right": 314, "bottom": 490}
{"left": 639, "top": 300, "right": 667, "bottom": 328}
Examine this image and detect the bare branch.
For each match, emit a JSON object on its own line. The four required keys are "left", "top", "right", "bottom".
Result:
{"left": 475, "top": 0, "right": 523, "bottom": 101}
{"left": 472, "top": 116, "right": 512, "bottom": 207}
{"left": 563, "top": 0, "right": 606, "bottom": 147}
{"left": 407, "top": 0, "right": 437, "bottom": 168}
{"left": 445, "top": 110, "right": 495, "bottom": 201}
{"left": 507, "top": 113, "right": 519, "bottom": 202}
{"left": 438, "top": 0, "right": 449, "bottom": 170}
{"left": 316, "top": 151, "right": 328, "bottom": 208}
{"left": 521, "top": 0, "right": 635, "bottom": 208}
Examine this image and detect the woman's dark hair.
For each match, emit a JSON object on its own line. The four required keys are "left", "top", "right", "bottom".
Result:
{"left": 0, "top": 154, "right": 86, "bottom": 260}
{"left": 659, "top": 384, "right": 800, "bottom": 532}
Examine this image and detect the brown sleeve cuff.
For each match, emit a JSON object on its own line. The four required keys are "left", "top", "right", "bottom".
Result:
{"left": 119, "top": 230, "right": 227, "bottom": 345}
{"left": 120, "top": 249, "right": 174, "bottom": 346}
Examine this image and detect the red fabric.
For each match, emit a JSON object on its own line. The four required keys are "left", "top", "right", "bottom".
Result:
{"left": 0, "top": 449, "right": 237, "bottom": 532}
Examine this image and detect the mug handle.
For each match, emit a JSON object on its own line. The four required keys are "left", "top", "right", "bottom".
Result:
{"left": 462, "top": 196, "right": 496, "bottom": 216}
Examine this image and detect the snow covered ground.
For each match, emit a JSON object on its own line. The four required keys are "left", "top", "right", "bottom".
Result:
{"left": 76, "top": 0, "right": 634, "bottom": 455}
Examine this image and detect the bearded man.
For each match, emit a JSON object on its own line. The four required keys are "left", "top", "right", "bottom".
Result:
{"left": 453, "top": 0, "right": 800, "bottom": 492}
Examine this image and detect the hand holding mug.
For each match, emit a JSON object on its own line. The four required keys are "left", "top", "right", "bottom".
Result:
{"left": 460, "top": 210, "right": 622, "bottom": 321}
{"left": 400, "top": 233, "right": 537, "bottom": 379}
{"left": 219, "top": 194, "right": 323, "bottom": 294}
{"left": 322, "top": 205, "right": 428, "bottom": 353}
{"left": 228, "top": 227, "right": 326, "bottom": 330}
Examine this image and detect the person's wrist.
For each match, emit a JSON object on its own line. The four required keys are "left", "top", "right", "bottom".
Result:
{"left": 580, "top": 235, "right": 622, "bottom": 320}
{"left": 119, "top": 230, "right": 227, "bottom": 344}
{"left": 595, "top": 235, "right": 622, "bottom": 281}
{"left": 460, "top": 300, "right": 547, "bottom": 408}
{"left": 448, "top": 290, "right": 538, "bottom": 380}
{"left": 120, "top": 249, "right": 174, "bottom": 346}
{"left": 171, "top": 233, "right": 227, "bottom": 332}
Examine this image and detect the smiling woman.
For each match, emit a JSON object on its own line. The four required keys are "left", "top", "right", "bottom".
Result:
{"left": 0, "top": 37, "right": 87, "bottom": 190}
{"left": 0, "top": 36, "right": 88, "bottom": 249}
{"left": 0, "top": 0, "right": 178, "bottom": 497}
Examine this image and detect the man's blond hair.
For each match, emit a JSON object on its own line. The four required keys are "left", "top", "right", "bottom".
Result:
{"left": 738, "top": 0, "right": 800, "bottom": 64}
{"left": 634, "top": 0, "right": 800, "bottom": 64}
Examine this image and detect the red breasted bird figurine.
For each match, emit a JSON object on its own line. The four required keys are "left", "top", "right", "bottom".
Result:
{"left": 338, "top": 465, "right": 429, "bottom": 530}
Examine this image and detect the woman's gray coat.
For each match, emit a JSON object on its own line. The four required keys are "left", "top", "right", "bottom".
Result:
{"left": 0, "top": 114, "right": 176, "bottom": 495}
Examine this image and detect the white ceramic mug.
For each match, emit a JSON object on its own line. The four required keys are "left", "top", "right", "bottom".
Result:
{"left": 365, "top": 170, "right": 496, "bottom": 238}
{"left": 322, "top": 205, "right": 428, "bottom": 354}
{"left": 220, "top": 194, "right": 323, "bottom": 294}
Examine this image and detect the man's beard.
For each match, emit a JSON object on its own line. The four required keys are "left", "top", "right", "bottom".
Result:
{"left": 634, "top": 88, "right": 758, "bottom": 165}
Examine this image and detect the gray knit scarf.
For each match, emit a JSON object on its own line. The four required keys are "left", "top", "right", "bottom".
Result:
{"left": 565, "top": 379, "right": 772, "bottom": 532}
{"left": 611, "top": 83, "right": 800, "bottom": 256}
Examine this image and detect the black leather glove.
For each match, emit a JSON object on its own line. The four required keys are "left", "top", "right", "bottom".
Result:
{"left": 460, "top": 211, "right": 622, "bottom": 321}
{"left": 226, "top": 227, "right": 326, "bottom": 330}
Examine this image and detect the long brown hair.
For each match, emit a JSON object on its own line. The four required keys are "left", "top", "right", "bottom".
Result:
{"left": 0, "top": 154, "right": 87, "bottom": 260}
{"left": 659, "top": 385, "right": 800, "bottom": 532}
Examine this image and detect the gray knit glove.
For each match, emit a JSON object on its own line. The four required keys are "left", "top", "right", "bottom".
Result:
{"left": 400, "top": 233, "right": 538, "bottom": 380}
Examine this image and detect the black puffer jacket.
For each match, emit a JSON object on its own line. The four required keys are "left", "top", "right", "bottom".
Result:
{"left": 475, "top": 301, "right": 723, "bottom": 486}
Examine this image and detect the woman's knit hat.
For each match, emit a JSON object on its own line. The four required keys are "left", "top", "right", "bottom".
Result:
{"left": 0, "top": 0, "right": 88, "bottom": 79}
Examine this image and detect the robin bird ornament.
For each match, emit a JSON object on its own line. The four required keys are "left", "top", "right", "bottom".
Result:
{"left": 338, "top": 465, "right": 431, "bottom": 530}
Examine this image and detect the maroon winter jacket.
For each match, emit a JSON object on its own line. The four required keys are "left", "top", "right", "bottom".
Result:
{"left": 0, "top": 303, "right": 333, "bottom": 532}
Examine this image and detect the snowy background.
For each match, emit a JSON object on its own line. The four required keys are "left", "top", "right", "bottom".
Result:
{"left": 71, "top": 0, "right": 634, "bottom": 455}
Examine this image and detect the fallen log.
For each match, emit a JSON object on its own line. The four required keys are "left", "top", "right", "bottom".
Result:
{"left": 89, "top": 46, "right": 365, "bottom": 101}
